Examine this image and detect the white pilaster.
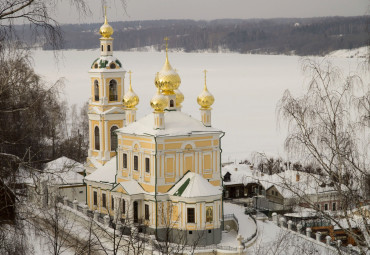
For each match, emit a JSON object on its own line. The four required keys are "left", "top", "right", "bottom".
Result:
{"left": 99, "top": 121, "right": 103, "bottom": 159}
{"left": 104, "top": 120, "right": 108, "bottom": 159}
{"left": 153, "top": 112, "right": 165, "bottom": 129}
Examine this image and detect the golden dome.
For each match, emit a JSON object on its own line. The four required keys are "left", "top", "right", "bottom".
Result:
{"left": 174, "top": 89, "right": 184, "bottom": 107}
{"left": 99, "top": 7, "right": 114, "bottom": 38}
{"left": 150, "top": 87, "right": 169, "bottom": 112}
{"left": 123, "top": 71, "right": 139, "bottom": 109}
{"left": 197, "top": 70, "right": 214, "bottom": 109}
{"left": 154, "top": 38, "right": 181, "bottom": 95}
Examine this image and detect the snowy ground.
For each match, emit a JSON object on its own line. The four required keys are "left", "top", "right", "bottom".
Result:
{"left": 223, "top": 202, "right": 257, "bottom": 245}
{"left": 247, "top": 220, "right": 339, "bottom": 255}
{"left": 31, "top": 49, "right": 368, "bottom": 161}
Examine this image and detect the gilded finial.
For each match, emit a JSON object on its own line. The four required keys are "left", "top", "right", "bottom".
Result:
{"left": 164, "top": 37, "right": 169, "bottom": 58}
{"left": 197, "top": 70, "right": 214, "bottom": 109}
{"left": 104, "top": 6, "right": 107, "bottom": 24}
{"left": 99, "top": 6, "right": 114, "bottom": 38}
{"left": 154, "top": 37, "right": 181, "bottom": 94}
{"left": 150, "top": 86, "right": 168, "bottom": 112}
{"left": 204, "top": 69, "right": 208, "bottom": 89}
{"left": 123, "top": 70, "right": 139, "bottom": 109}
{"left": 128, "top": 70, "right": 133, "bottom": 90}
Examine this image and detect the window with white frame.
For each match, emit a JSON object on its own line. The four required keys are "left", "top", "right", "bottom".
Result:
{"left": 187, "top": 208, "right": 195, "bottom": 223}
{"left": 134, "top": 155, "right": 138, "bottom": 171}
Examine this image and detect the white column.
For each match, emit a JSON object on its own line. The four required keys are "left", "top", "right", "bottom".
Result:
{"left": 104, "top": 120, "right": 108, "bottom": 159}
{"left": 99, "top": 121, "right": 103, "bottom": 159}
{"left": 179, "top": 152, "right": 183, "bottom": 176}
{"left": 195, "top": 151, "right": 199, "bottom": 174}
{"left": 88, "top": 120, "right": 93, "bottom": 154}
{"left": 101, "top": 75, "right": 105, "bottom": 98}
{"left": 121, "top": 75, "right": 124, "bottom": 102}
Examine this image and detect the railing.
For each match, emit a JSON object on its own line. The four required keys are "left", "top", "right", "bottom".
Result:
{"left": 181, "top": 244, "right": 238, "bottom": 251}
{"left": 243, "top": 213, "right": 258, "bottom": 244}
{"left": 77, "top": 205, "right": 83, "bottom": 213}
{"left": 57, "top": 196, "right": 244, "bottom": 253}
{"left": 224, "top": 214, "right": 239, "bottom": 224}
{"left": 86, "top": 210, "right": 93, "bottom": 218}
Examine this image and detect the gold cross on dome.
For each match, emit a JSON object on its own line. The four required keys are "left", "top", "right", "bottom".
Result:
{"left": 104, "top": 6, "right": 107, "bottom": 22}
{"left": 164, "top": 37, "right": 169, "bottom": 54}
{"left": 204, "top": 69, "right": 207, "bottom": 87}
{"left": 128, "top": 70, "right": 132, "bottom": 87}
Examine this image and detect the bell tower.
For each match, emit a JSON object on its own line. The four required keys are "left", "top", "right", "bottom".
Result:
{"left": 86, "top": 7, "right": 126, "bottom": 175}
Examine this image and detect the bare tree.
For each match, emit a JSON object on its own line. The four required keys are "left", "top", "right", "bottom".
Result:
{"left": 277, "top": 58, "right": 370, "bottom": 253}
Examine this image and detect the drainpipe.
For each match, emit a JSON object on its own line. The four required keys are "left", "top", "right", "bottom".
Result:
{"left": 115, "top": 149, "right": 118, "bottom": 184}
{"left": 219, "top": 131, "right": 226, "bottom": 230}
{"left": 154, "top": 135, "right": 158, "bottom": 238}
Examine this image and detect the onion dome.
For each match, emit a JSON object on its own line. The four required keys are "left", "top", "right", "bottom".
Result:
{"left": 174, "top": 89, "right": 184, "bottom": 107}
{"left": 197, "top": 70, "right": 215, "bottom": 109}
{"left": 154, "top": 38, "right": 181, "bottom": 95}
{"left": 99, "top": 7, "right": 114, "bottom": 38}
{"left": 150, "top": 87, "right": 169, "bottom": 112}
{"left": 123, "top": 71, "right": 139, "bottom": 109}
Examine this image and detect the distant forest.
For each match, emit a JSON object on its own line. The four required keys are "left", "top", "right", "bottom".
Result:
{"left": 16, "top": 16, "right": 369, "bottom": 56}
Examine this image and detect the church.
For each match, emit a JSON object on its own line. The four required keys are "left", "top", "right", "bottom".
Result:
{"left": 84, "top": 11, "right": 225, "bottom": 245}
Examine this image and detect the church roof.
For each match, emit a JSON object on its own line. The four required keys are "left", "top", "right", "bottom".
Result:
{"left": 84, "top": 157, "right": 116, "bottom": 184}
{"left": 111, "top": 180, "right": 147, "bottom": 195}
{"left": 168, "top": 171, "right": 222, "bottom": 198}
{"left": 117, "top": 111, "right": 222, "bottom": 137}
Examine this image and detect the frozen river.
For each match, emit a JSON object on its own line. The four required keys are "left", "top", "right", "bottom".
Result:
{"left": 32, "top": 49, "right": 367, "bottom": 161}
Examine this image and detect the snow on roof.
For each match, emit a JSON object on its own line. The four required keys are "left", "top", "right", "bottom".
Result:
{"left": 84, "top": 157, "right": 116, "bottom": 184}
{"left": 44, "top": 156, "right": 84, "bottom": 173}
{"left": 168, "top": 171, "right": 222, "bottom": 198}
{"left": 117, "top": 111, "right": 222, "bottom": 137}
{"left": 222, "top": 163, "right": 258, "bottom": 185}
{"left": 112, "top": 180, "right": 147, "bottom": 195}
{"left": 87, "top": 157, "right": 103, "bottom": 169}
{"left": 89, "top": 105, "right": 124, "bottom": 115}
{"left": 42, "top": 156, "right": 84, "bottom": 185}
{"left": 222, "top": 163, "right": 339, "bottom": 198}
{"left": 285, "top": 208, "right": 318, "bottom": 218}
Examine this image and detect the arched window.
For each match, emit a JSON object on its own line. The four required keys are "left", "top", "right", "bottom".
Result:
{"left": 108, "top": 45, "right": 111, "bottom": 51}
{"left": 101, "top": 45, "right": 104, "bottom": 51}
{"left": 110, "top": 126, "right": 118, "bottom": 151}
{"left": 170, "top": 100, "right": 174, "bottom": 107}
{"left": 94, "top": 80, "right": 99, "bottom": 101}
{"left": 94, "top": 126, "right": 100, "bottom": 150}
{"left": 109, "top": 79, "right": 118, "bottom": 101}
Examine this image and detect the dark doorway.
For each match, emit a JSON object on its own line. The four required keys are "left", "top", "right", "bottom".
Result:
{"left": 133, "top": 201, "right": 138, "bottom": 223}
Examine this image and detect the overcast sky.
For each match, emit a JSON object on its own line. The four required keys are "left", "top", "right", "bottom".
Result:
{"left": 55, "top": 0, "right": 369, "bottom": 24}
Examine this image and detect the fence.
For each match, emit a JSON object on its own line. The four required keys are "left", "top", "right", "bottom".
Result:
{"left": 56, "top": 196, "right": 250, "bottom": 254}
{"left": 272, "top": 213, "right": 361, "bottom": 255}
{"left": 243, "top": 213, "right": 257, "bottom": 245}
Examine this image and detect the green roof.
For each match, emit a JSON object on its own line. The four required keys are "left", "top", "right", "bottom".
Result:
{"left": 173, "top": 178, "right": 190, "bottom": 196}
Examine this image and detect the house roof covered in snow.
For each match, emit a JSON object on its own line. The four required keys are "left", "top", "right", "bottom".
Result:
{"left": 222, "top": 163, "right": 340, "bottom": 198}
{"left": 168, "top": 171, "right": 222, "bottom": 198}
{"left": 116, "top": 111, "right": 222, "bottom": 137}
{"left": 84, "top": 157, "right": 116, "bottom": 184}
{"left": 41, "top": 156, "right": 84, "bottom": 185}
